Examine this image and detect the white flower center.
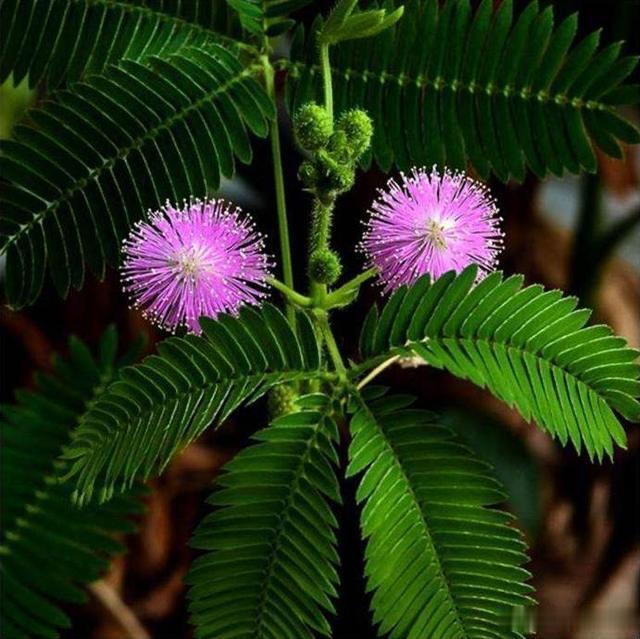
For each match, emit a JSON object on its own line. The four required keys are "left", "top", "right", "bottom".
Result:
{"left": 425, "top": 219, "right": 448, "bottom": 250}
{"left": 171, "top": 246, "right": 208, "bottom": 280}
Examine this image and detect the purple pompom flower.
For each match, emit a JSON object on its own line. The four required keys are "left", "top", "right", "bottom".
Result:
{"left": 121, "top": 199, "right": 271, "bottom": 334}
{"left": 362, "top": 167, "right": 503, "bottom": 291}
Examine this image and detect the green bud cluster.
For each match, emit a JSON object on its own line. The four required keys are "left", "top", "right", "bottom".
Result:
{"left": 267, "top": 383, "right": 300, "bottom": 419}
{"left": 294, "top": 103, "right": 373, "bottom": 291}
{"left": 308, "top": 248, "right": 343, "bottom": 285}
{"left": 293, "top": 103, "right": 373, "bottom": 198}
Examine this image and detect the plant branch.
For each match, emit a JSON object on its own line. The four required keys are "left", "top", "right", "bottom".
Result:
{"left": 348, "top": 353, "right": 395, "bottom": 379}
{"left": 267, "top": 277, "right": 313, "bottom": 307}
{"left": 89, "top": 580, "right": 149, "bottom": 639}
{"left": 356, "top": 355, "right": 401, "bottom": 389}
{"left": 262, "top": 55, "right": 295, "bottom": 325}
{"left": 315, "top": 311, "right": 346, "bottom": 376}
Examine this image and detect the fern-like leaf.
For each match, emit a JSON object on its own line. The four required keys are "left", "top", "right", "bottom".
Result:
{"left": 0, "top": 44, "right": 274, "bottom": 308}
{"left": 187, "top": 393, "right": 340, "bottom": 639}
{"left": 356, "top": 266, "right": 640, "bottom": 459}
{"left": 0, "top": 328, "right": 144, "bottom": 639}
{"left": 64, "top": 306, "right": 325, "bottom": 503}
{"left": 286, "top": 0, "right": 640, "bottom": 180}
{"left": 228, "top": 0, "right": 312, "bottom": 37}
{"left": 0, "top": 0, "right": 244, "bottom": 89}
{"left": 348, "top": 388, "right": 533, "bottom": 639}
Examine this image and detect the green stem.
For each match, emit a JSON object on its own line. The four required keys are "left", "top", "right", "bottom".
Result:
{"left": 310, "top": 281, "right": 328, "bottom": 307}
{"left": 320, "top": 44, "right": 334, "bottom": 121}
{"left": 348, "top": 353, "right": 393, "bottom": 379}
{"left": 316, "top": 311, "right": 346, "bottom": 376}
{"left": 311, "top": 199, "right": 334, "bottom": 252}
{"left": 262, "top": 56, "right": 295, "bottom": 325}
{"left": 267, "top": 277, "right": 312, "bottom": 307}
{"left": 570, "top": 173, "right": 601, "bottom": 304}
{"left": 307, "top": 198, "right": 335, "bottom": 302}
{"left": 356, "top": 355, "right": 400, "bottom": 390}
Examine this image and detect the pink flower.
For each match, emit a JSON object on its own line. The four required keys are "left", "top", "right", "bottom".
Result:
{"left": 122, "top": 199, "right": 270, "bottom": 334}
{"left": 362, "top": 167, "right": 503, "bottom": 291}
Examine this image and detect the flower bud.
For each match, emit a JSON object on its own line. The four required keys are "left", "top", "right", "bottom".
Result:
{"left": 294, "top": 102, "right": 333, "bottom": 151}
{"left": 309, "top": 248, "right": 343, "bottom": 285}
{"left": 268, "top": 383, "right": 299, "bottom": 418}
{"left": 327, "top": 163, "right": 355, "bottom": 193}
{"left": 337, "top": 109, "right": 373, "bottom": 158}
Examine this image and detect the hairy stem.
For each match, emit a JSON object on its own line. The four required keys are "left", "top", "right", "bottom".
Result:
{"left": 308, "top": 197, "right": 336, "bottom": 304}
{"left": 262, "top": 56, "right": 295, "bottom": 325}
{"left": 311, "top": 199, "right": 334, "bottom": 252}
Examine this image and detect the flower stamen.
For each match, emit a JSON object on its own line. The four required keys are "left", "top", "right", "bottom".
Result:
{"left": 425, "top": 219, "right": 448, "bottom": 250}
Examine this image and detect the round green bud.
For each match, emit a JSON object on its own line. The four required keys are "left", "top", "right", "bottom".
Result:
{"left": 309, "top": 249, "right": 343, "bottom": 285}
{"left": 293, "top": 102, "right": 333, "bottom": 151}
{"left": 337, "top": 109, "right": 373, "bottom": 158}
{"left": 327, "top": 163, "right": 355, "bottom": 193}
{"left": 268, "top": 383, "right": 299, "bottom": 419}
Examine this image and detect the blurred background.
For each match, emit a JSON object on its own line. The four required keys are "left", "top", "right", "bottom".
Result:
{"left": 1, "top": 1, "right": 639, "bottom": 637}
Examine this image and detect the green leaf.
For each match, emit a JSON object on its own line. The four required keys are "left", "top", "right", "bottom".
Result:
{"left": 285, "top": 0, "right": 640, "bottom": 180}
{"left": 355, "top": 267, "right": 640, "bottom": 460}
{"left": 348, "top": 388, "right": 533, "bottom": 638}
{"left": 64, "top": 307, "right": 325, "bottom": 504}
{"left": 0, "top": 328, "right": 144, "bottom": 639}
{"left": 0, "top": 45, "right": 274, "bottom": 308}
{"left": 440, "top": 408, "right": 541, "bottom": 536}
{"left": 322, "top": 0, "right": 358, "bottom": 36}
{"left": 320, "top": 1, "right": 404, "bottom": 45}
{"left": 227, "top": 0, "right": 311, "bottom": 37}
{"left": 187, "top": 393, "right": 340, "bottom": 639}
{"left": 0, "top": 0, "right": 244, "bottom": 89}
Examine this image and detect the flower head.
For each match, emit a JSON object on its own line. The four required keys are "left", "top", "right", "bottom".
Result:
{"left": 122, "top": 199, "right": 270, "bottom": 334}
{"left": 361, "top": 167, "right": 503, "bottom": 291}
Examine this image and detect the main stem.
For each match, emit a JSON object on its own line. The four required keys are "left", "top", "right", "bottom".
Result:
{"left": 263, "top": 56, "right": 295, "bottom": 325}
{"left": 311, "top": 199, "right": 333, "bottom": 253}
{"left": 307, "top": 43, "right": 337, "bottom": 306}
